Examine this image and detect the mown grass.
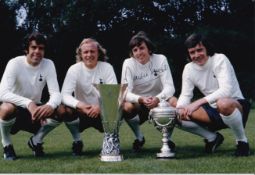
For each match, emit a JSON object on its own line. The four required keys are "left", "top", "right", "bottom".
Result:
{"left": 0, "top": 109, "right": 254, "bottom": 173}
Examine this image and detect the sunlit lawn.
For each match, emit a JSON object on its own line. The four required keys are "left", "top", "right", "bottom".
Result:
{"left": 0, "top": 109, "right": 254, "bottom": 173}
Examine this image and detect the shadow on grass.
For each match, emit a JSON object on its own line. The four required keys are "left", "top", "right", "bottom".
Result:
{"left": 120, "top": 145, "right": 251, "bottom": 160}
{"left": 15, "top": 149, "right": 101, "bottom": 160}
{"left": 15, "top": 144, "right": 253, "bottom": 161}
{"left": 120, "top": 146, "right": 210, "bottom": 160}
{"left": 175, "top": 145, "right": 254, "bottom": 159}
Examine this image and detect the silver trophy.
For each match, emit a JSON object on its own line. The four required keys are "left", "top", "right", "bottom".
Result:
{"left": 97, "top": 84, "right": 127, "bottom": 162}
{"left": 149, "top": 98, "right": 177, "bottom": 159}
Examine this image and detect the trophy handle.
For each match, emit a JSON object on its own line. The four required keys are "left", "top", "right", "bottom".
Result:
{"left": 154, "top": 118, "right": 175, "bottom": 128}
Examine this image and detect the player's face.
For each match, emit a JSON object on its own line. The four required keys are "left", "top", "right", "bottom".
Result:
{"left": 188, "top": 42, "right": 208, "bottom": 66}
{"left": 26, "top": 40, "right": 45, "bottom": 66}
{"left": 80, "top": 42, "right": 98, "bottom": 69}
{"left": 132, "top": 42, "right": 150, "bottom": 64}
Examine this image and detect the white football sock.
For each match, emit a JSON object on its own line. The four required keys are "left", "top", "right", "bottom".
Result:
{"left": 65, "top": 118, "right": 81, "bottom": 142}
{"left": 126, "top": 115, "right": 144, "bottom": 141}
{"left": 0, "top": 118, "right": 16, "bottom": 147}
{"left": 220, "top": 108, "right": 247, "bottom": 143}
{"left": 32, "top": 118, "right": 61, "bottom": 144}
{"left": 177, "top": 120, "right": 216, "bottom": 142}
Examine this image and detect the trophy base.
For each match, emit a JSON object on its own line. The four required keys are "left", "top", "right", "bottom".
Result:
{"left": 156, "top": 152, "right": 175, "bottom": 159}
{"left": 100, "top": 155, "right": 123, "bottom": 162}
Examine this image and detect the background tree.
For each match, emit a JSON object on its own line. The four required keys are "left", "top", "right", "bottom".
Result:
{"left": 1, "top": 0, "right": 254, "bottom": 101}
{"left": 0, "top": 1, "right": 22, "bottom": 76}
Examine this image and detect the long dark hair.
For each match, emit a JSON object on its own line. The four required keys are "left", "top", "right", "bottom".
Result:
{"left": 184, "top": 33, "right": 215, "bottom": 60}
{"left": 128, "top": 31, "right": 156, "bottom": 57}
{"left": 23, "top": 32, "right": 47, "bottom": 53}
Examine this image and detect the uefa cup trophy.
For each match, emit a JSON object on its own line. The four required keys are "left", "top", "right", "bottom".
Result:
{"left": 149, "top": 98, "right": 177, "bottom": 159}
{"left": 96, "top": 84, "right": 127, "bottom": 162}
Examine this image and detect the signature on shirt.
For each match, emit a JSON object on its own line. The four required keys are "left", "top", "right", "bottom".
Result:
{"left": 133, "top": 64, "right": 167, "bottom": 81}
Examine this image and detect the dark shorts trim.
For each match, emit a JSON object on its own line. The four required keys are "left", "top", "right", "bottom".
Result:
{"left": 138, "top": 105, "right": 150, "bottom": 124}
{"left": 75, "top": 111, "right": 104, "bottom": 133}
{"left": 201, "top": 99, "right": 251, "bottom": 131}
{"left": 122, "top": 103, "right": 150, "bottom": 125}
{"left": 10, "top": 107, "right": 42, "bottom": 135}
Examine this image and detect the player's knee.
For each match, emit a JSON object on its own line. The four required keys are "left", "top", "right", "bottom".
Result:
{"left": 56, "top": 105, "right": 66, "bottom": 115}
{"left": 56, "top": 105, "right": 75, "bottom": 121}
{"left": 122, "top": 102, "right": 139, "bottom": 120}
{"left": 217, "top": 98, "right": 236, "bottom": 115}
{"left": 122, "top": 102, "right": 135, "bottom": 113}
{"left": 168, "top": 96, "right": 177, "bottom": 107}
{"left": 0, "top": 103, "right": 16, "bottom": 119}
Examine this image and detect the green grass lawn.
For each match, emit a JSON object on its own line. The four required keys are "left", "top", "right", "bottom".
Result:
{"left": 1, "top": 109, "right": 254, "bottom": 173}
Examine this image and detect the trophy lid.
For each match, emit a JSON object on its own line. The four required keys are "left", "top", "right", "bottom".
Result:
{"left": 150, "top": 99, "right": 176, "bottom": 115}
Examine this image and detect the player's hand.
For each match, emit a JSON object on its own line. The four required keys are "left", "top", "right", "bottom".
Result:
{"left": 32, "top": 104, "right": 54, "bottom": 121}
{"left": 87, "top": 105, "right": 100, "bottom": 118}
{"left": 138, "top": 96, "right": 159, "bottom": 109}
{"left": 185, "top": 98, "right": 206, "bottom": 116}
{"left": 77, "top": 102, "right": 100, "bottom": 118}
{"left": 145, "top": 96, "right": 159, "bottom": 109}
{"left": 177, "top": 107, "right": 191, "bottom": 120}
{"left": 77, "top": 102, "right": 91, "bottom": 114}
{"left": 28, "top": 102, "right": 39, "bottom": 121}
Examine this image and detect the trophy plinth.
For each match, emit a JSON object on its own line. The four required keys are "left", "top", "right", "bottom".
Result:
{"left": 149, "top": 99, "right": 177, "bottom": 159}
{"left": 156, "top": 128, "right": 175, "bottom": 158}
{"left": 97, "top": 84, "right": 126, "bottom": 162}
{"left": 100, "top": 133, "right": 123, "bottom": 162}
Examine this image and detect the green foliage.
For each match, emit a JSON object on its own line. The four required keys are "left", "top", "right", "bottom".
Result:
{"left": 0, "top": 0, "right": 254, "bottom": 99}
{"left": 0, "top": 109, "right": 254, "bottom": 173}
{"left": 0, "top": 1, "right": 23, "bottom": 75}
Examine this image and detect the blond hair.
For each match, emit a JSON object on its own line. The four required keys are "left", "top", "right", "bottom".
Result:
{"left": 75, "top": 38, "right": 108, "bottom": 62}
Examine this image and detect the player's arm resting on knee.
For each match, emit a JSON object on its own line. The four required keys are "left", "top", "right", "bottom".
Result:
{"left": 178, "top": 98, "right": 207, "bottom": 120}
{"left": 88, "top": 105, "right": 101, "bottom": 118}
{"left": 138, "top": 96, "right": 159, "bottom": 109}
{"left": 28, "top": 102, "right": 54, "bottom": 121}
{"left": 76, "top": 101, "right": 92, "bottom": 115}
